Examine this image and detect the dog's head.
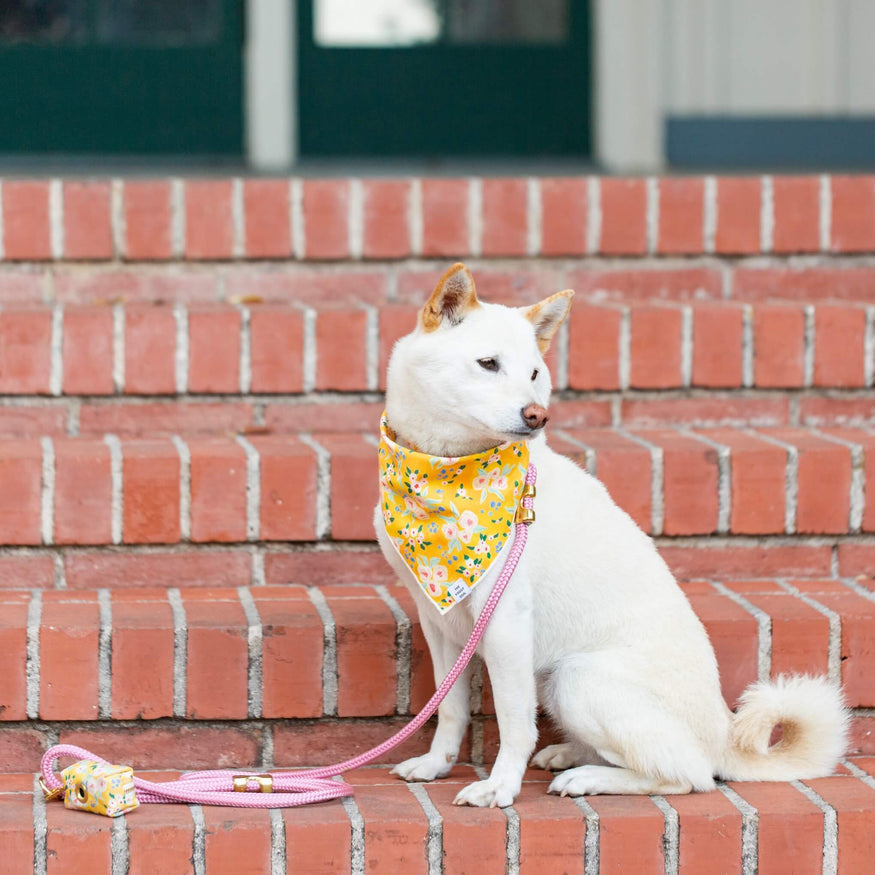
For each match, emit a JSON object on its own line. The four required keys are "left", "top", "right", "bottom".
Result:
{"left": 386, "top": 263, "right": 574, "bottom": 456}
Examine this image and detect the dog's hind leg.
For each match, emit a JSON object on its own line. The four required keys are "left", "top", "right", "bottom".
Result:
{"left": 392, "top": 619, "right": 474, "bottom": 782}
{"left": 531, "top": 741, "right": 607, "bottom": 772}
{"left": 543, "top": 653, "right": 716, "bottom": 797}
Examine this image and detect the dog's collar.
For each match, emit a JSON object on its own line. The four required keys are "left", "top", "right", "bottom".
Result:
{"left": 378, "top": 413, "right": 529, "bottom": 613}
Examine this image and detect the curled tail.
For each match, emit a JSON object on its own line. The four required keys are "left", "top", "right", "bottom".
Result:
{"left": 719, "top": 674, "right": 850, "bottom": 782}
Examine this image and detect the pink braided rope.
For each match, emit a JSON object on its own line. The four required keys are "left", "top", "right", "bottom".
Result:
{"left": 40, "top": 465, "right": 537, "bottom": 809}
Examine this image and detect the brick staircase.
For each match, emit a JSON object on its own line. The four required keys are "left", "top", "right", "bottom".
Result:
{"left": 1, "top": 174, "right": 874, "bottom": 872}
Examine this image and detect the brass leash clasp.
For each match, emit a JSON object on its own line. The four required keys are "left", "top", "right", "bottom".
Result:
{"left": 38, "top": 775, "right": 63, "bottom": 802}
{"left": 232, "top": 774, "right": 274, "bottom": 793}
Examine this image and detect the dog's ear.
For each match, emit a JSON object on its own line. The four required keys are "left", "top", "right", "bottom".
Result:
{"left": 522, "top": 290, "right": 575, "bottom": 354}
{"left": 420, "top": 263, "right": 480, "bottom": 331}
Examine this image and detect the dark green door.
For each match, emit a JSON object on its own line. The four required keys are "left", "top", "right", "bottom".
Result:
{"left": 0, "top": 1, "right": 243, "bottom": 155}
{"left": 298, "top": 0, "right": 590, "bottom": 158}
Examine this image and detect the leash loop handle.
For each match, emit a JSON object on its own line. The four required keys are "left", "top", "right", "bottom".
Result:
{"left": 40, "top": 464, "right": 537, "bottom": 809}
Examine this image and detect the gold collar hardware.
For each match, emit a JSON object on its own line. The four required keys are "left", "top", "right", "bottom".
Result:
{"left": 514, "top": 483, "right": 536, "bottom": 525}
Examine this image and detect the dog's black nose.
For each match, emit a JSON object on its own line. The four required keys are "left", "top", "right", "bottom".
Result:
{"left": 521, "top": 404, "right": 549, "bottom": 430}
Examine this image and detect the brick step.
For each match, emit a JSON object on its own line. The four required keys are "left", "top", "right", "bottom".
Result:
{"left": 1, "top": 175, "right": 874, "bottom": 264}
{"left": 3, "top": 762, "right": 875, "bottom": 873}
{"left": 4, "top": 538, "right": 875, "bottom": 592}
{"left": 0, "top": 299, "right": 873, "bottom": 399}
{"left": 8, "top": 391, "right": 875, "bottom": 440}
{"left": 4, "top": 427, "right": 875, "bottom": 549}
{"left": 2, "top": 582, "right": 872, "bottom": 747}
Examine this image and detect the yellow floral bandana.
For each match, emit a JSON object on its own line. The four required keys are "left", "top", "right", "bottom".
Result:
{"left": 378, "top": 414, "right": 529, "bottom": 613}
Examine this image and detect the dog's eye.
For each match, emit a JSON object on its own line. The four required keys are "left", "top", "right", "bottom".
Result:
{"left": 477, "top": 357, "right": 499, "bottom": 372}
{"left": 531, "top": 368, "right": 539, "bottom": 381}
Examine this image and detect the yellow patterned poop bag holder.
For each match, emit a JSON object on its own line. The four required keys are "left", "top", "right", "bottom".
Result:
{"left": 58, "top": 760, "right": 139, "bottom": 817}
{"left": 378, "top": 413, "right": 530, "bottom": 613}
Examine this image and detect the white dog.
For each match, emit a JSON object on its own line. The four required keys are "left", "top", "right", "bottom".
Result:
{"left": 375, "top": 263, "right": 848, "bottom": 808}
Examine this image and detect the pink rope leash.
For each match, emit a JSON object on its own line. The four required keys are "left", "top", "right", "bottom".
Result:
{"left": 40, "top": 465, "right": 537, "bottom": 809}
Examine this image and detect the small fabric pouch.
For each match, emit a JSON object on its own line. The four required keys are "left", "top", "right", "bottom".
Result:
{"left": 62, "top": 760, "right": 139, "bottom": 817}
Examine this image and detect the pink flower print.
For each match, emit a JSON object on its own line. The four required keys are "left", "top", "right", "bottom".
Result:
{"left": 474, "top": 541, "right": 489, "bottom": 555}
{"left": 458, "top": 528, "right": 473, "bottom": 544}
{"left": 472, "top": 474, "right": 489, "bottom": 491}
{"left": 415, "top": 530, "right": 425, "bottom": 545}
{"left": 487, "top": 467, "right": 502, "bottom": 482}
{"left": 487, "top": 452, "right": 500, "bottom": 465}
{"left": 457, "top": 510, "right": 477, "bottom": 531}
{"left": 410, "top": 474, "right": 428, "bottom": 495}
{"left": 403, "top": 496, "right": 430, "bottom": 520}
{"left": 493, "top": 476, "right": 508, "bottom": 490}
{"left": 455, "top": 486, "right": 467, "bottom": 498}
{"left": 441, "top": 522, "right": 459, "bottom": 540}
{"left": 418, "top": 563, "right": 448, "bottom": 594}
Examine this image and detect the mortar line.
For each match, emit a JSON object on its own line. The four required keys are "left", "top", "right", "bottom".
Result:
{"left": 238, "top": 586, "right": 264, "bottom": 719}
{"left": 49, "top": 305, "right": 63, "bottom": 397}
{"left": 711, "top": 581, "right": 772, "bottom": 681}
{"left": 683, "top": 428, "right": 731, "bottom": 533}
{"left": 270, "top": 808, "right": 287, "bottom": 875}
{"left": 235, "top": 435, "right": 261, "bottom": 542}
{"left": 792, "top": 780, "right": 837, "bottom": 875}
{"left": 103, "top": 434, "right": 123, "bottom": 545}
{"left": 173, "top": 304, "right": 189, "bottom": 394}
{"left": 410, "top": 178, "right": 423, "bottom": 257}
{"left": 717, "top": 782, "right": 758, "bottom": 875}
{"left": 191, "top": 805, "right": 206, "bottom": 875}
{"left": 168, "top": 588, "right": 187, "bottom": 717}
{"left": 527, "top": 176, "right": 541, "bottom": 257}
{"left": 112, "top": 304, "right": 125, "bottom": 393}
{"left": 651, "top": 795, "right": 679, "bottom": 875}
{"left": 32, "top": 775, "right": 48, "bottom": 875}
{"left": 375, "top": 584, "right": 411, "bottom": 715}
{"left": 40, "top": 436, "right": 54, "bottom": 546}
{"left": 237, "top": 304, "right": 252, "bottom": 395}
{"left": 473, "top": 766, "right": 519, "bottom": 874}
{"left": 573, "top": 796, "right": 600, "bottom": 875}
{"left": 776, "top": 579, "right": 842, "bottom": 685}
{"left": 110, "top": 809, "right": 129, "bottom": 875}
{"left": 170, "top": 435, "right": 191, "bottom": 541}
{"left": 232, "top": 176, "right": 245, "bottom": 259}
{"left": 616, "top": 428, "right": 664, "bottom": 536}
{"left": 748, "top": 429, "right": 798, "bottom": 534}
{"left": 407, "top": 784, "right": 443, "bottom": 875}
{"left": 349, "top": 178, "right": 363, "bottom": 260}
{"left": 299, "top": 433, "right": 331, "bottom": 540}
{"left": 340, "top": 792, "right": 366, "bottom": 875}
{"left": 111, "top": 179, "right": 125, "bottom": 259}
{"left": 469, "top": 177, "right": 482, "bottom": 257}
{"left": 586, "top": 176, "right": 601, "bottom": 254}
{"left": 307, "top": 586, "right": 338, "bottom": 716}
{"left": 97, "top": 588, "right": 113, "bottom": 719}
{"left": 819, "top": 174, "right": 832, "bottom": 253}
{"left": 49, "top": 179, "right": 63, "bottom": 259}
{"left": 760, "top": 175, "right": 774, "bottom": 253}
{"left": 703, "top": 175, "right": 717, "bottom": 254}
{"left": 171, "top": 178, "right": 185, "bottom": 258}
{"left": 26, "top": 591, "right": 42, "bottom": 719}
{"left": 810, "top": 427, "right": 864, "bottom": 533}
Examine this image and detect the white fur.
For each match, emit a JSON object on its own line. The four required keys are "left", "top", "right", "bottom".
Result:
{"left": 376, "top": 270, "right": 849, "bottom": 807}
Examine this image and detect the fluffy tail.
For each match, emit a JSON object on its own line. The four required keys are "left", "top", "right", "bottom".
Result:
{"left": 719, "top": 675, "right": 850, "bottom": 782}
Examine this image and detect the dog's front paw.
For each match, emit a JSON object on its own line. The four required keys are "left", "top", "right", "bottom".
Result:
{"left": 531, "top": 743, "right": 581, "bottom": 772}
{"left": 391, "top": 753, "right": 454, "bottom": 783}
{"left": 453, "top": 779, "right": 516, "bottom": 808}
